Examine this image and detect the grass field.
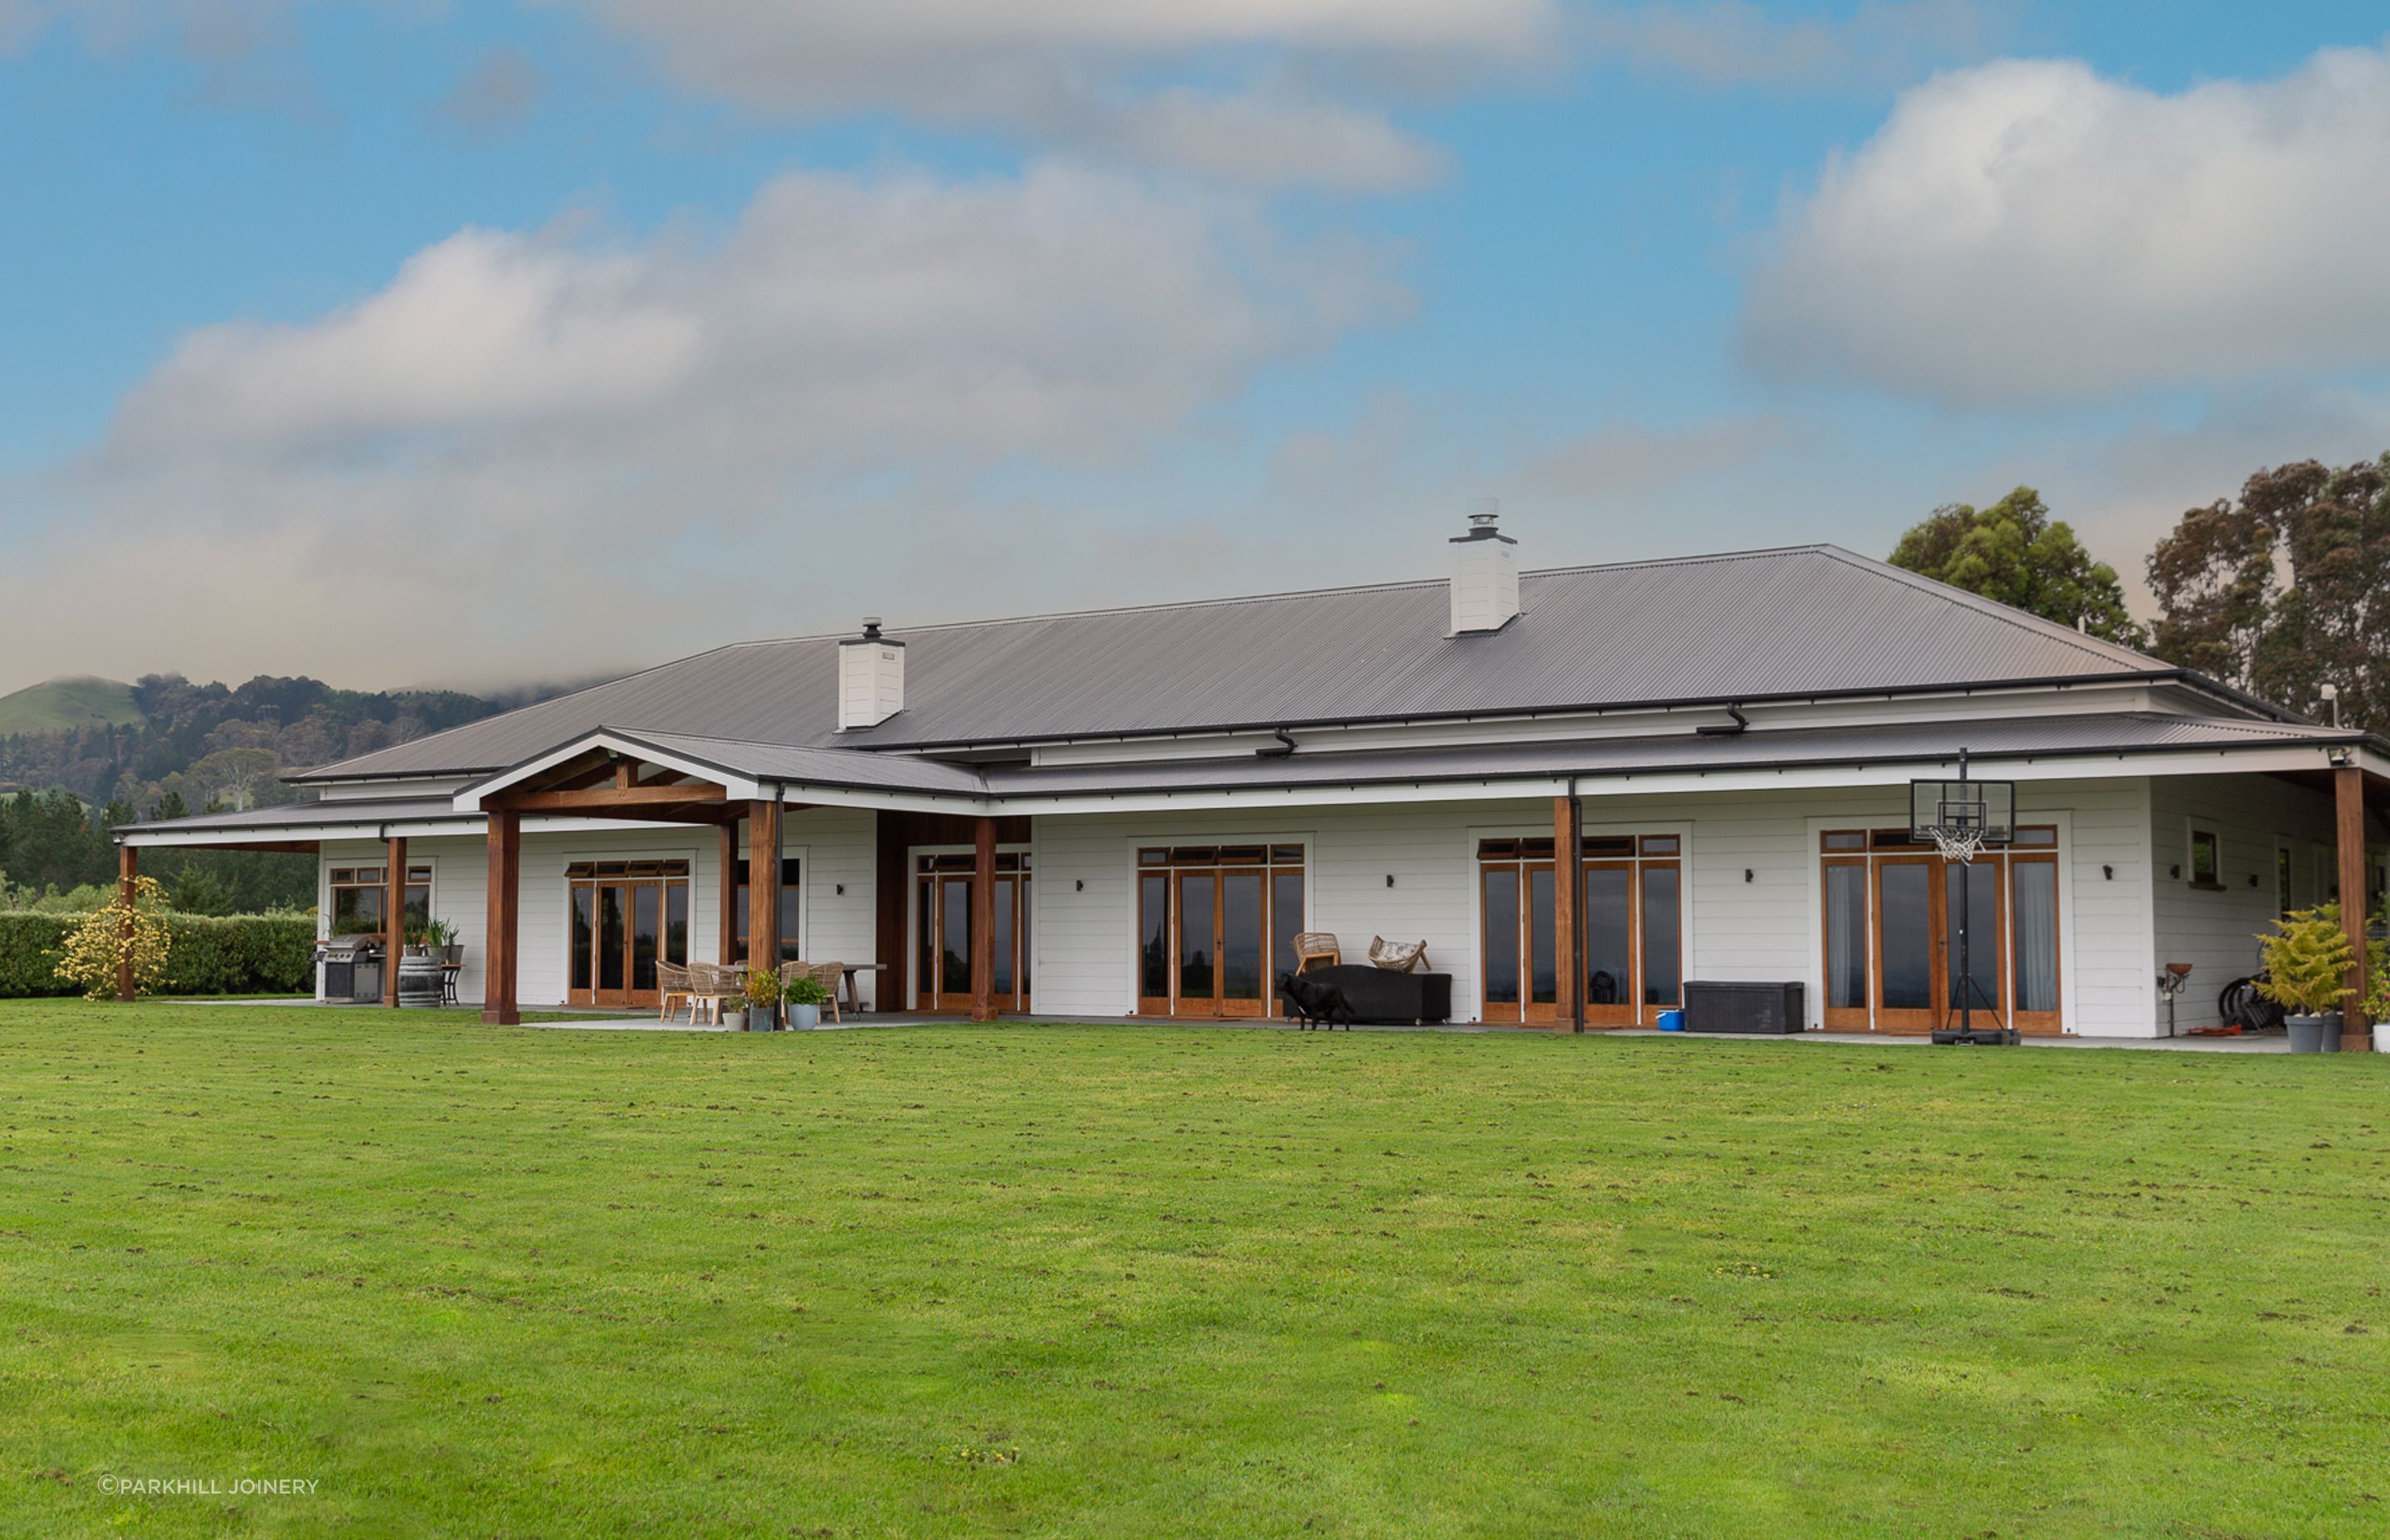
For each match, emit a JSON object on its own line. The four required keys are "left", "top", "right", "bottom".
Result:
{"left": 4, "top": 1002, "right": 2387, "bottom": 1538}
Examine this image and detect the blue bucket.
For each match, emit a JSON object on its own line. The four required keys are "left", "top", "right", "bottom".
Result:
{"left": 1656, "top": 1009, "right": 1685, "bottom": 1032}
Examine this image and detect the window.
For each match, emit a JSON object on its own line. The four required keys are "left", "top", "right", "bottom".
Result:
{"left": 329, "top": 865, "right": 430, "bottom": 935}
{"left": 2277, "top": 845, "right": 2295, "bottom": 921}
{"left": 2188, "top": 828, "right": 2222, "bottom": 889}
{"left": 734, "top": 857, "right": 801, "bottom": 964}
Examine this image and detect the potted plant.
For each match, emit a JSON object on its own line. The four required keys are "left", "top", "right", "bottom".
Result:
{"left": 423, "top": 917, "right": 463, "bottom": 966}
{"left": 742, "top": 967, "right": 783, "bottom": 1031}
{"left": 2256, "top": 903, "right": 2356, "bottom": 1054}
{"left": 402, "top": 924, "right": 432, "bottom": 959}
{"left": 783, "top": 970, "right": 830, "bottom": 1030}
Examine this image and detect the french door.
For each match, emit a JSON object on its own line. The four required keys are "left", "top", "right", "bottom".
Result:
{"left": 1134, "top": 846, "right": 1305, "bottom": 1016}
{"left": 914, "top": 853, "right": 1030, "bottom": 1012}
{"left": 568, "top": 860, "right": 690, "bottom": 1008}
{"left": 1479, "top": 835, "right": 1681, "bottom": 1027}
{"left": 1826, "top": 828, "right": 2061, "bottom": 1036}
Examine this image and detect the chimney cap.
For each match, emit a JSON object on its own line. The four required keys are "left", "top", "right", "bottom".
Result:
{"left": 1451, "top": 497, "right": 1514, "bottom": 544}
{"left": 861, "top": 616, "right": 883, "bottom": 639}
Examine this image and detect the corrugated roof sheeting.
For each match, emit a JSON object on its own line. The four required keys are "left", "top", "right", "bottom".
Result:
{"left": 615, "top": 729, "right": 989, "bottom": 795}
{"left": 295, "top": 545, "right": 2186, "bottom": 782}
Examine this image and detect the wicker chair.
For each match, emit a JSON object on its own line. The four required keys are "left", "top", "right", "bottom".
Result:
{"left": 1291, "top": 932, "right": 1341, "bottom": 972}
{"left": 1367, "top": 936, "right": 1430, "bottom": 973}
{"left": 687, "top": 962, "right": 745, "bottom": 1026}
{"left": 656, "top": 961, "right": 693, "bottom": 1024}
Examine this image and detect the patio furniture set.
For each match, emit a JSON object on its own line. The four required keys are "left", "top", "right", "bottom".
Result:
{"left": 655, "top": 960, "right": 880, "bottom": 1026}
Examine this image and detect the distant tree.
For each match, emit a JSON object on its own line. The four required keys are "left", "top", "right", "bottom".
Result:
{"left": 2147, "top": 455, "right": 2390, "bottom": 729}
{"left": 1890, "top": 487, "right": 2147, "bottom": 646}
{"left": 185, "top": 748, "right": 280, "bottom": 812}
{"left": 148, "top": 789, "right": 189, "bottom": 822}
{"left": 168, "top": 866, "right": 232, "bottom": 916}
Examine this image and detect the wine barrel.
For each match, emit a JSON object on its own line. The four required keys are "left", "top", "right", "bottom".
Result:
{"left": 397, "top": 950, "right": 446, "bottom": 1008}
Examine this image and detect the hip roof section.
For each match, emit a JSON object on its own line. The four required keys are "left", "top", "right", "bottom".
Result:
{"left": 295, "top": 544, "right": 2186, "bottom": 782}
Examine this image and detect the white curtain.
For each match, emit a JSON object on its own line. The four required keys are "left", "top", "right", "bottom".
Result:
{"left": 2012, "top": 861, "right": 2058, "bottom": 1014}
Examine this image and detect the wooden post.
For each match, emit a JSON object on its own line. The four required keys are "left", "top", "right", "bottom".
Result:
{"left": 115, "top": 844, "right": 138, "bottom": 1002}
{"left": 481, "top": 811, "right": 519, "bottom": 1025}
{"left": 719, "top": 818, "right": 742, "bottom": 964}
{"left": 1554, "top": 794, "right": 1581, "bottom": 1033}
{"left": 749, "top": 797, "right": 783, "bottom": 973}
{"left": 383, "top": 835, "right": 407, "bottom": 1007}
{"left": 2337, "top": 764, "right": 2370, "bottom": 1051}
{"left": 970, "top": 816, "right": 997, "bottom": 1021}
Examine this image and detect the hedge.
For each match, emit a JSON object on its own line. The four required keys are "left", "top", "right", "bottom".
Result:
{"left": 0, "top": 912, "right": 319, "bottom": 998}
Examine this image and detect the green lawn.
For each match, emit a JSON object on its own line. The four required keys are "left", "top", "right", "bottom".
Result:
{"left": 4, "top": 1004, "right": 2387, "bottom": 1538}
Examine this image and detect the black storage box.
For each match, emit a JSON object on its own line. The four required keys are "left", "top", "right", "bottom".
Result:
{"left": 1681, "top": 981, "right": 1805, "bottom": 1035}
{"left": 1295, "top": 966, "right": 1452, "bottom": 1026}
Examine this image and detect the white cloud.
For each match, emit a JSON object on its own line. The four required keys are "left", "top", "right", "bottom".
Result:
{"left": 2, "top": 163, "right": 1403, "bottom": 692}
{"left": 1741, "top": 44, "right": 2390, "bottom": 406}
{"left": 1581, "top": 0, "right": 2003, "bottom": 90}
{"left": 559, "top": 0, "right": 1556, "bottom": 190}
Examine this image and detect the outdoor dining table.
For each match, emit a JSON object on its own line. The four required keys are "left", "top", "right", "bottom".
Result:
{"left": 837, "top": 962, "right": 890, "bottom": 1014}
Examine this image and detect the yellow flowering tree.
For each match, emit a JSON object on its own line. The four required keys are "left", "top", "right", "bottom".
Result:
{"left": 51, "top": 875, "right": 173, "bottom": 1001}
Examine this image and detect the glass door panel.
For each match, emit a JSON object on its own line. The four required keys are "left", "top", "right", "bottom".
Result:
{"left": 1821, "top": 860, "right": 1870, "bottom": 1029}
{"left": 2009, "top": 857, "right": 2061, "bottom": 1034}
{"left": 571, "top": 887, "right": 594, "bottom": 995}
{"left": 992, "top": 875, "right": 1017, "bottom": 999}
{"left": 1524, "top": 864, "right": 1558, "bottom": 1024}
{"left": 1875, "top": 859, "right": 1939, "bottom": 1031}
{"left": 1943, "top": 860, "right": 2002, "bottom": 1023}
{"left": 1178, "top": 873, "right": 1217, "bottom": 1009}
{"left": 1271, "top": 870, "right": 1303, "bottom": 1016}
{"left": 939, "top": 877, "right": 973, "bottom": 1002}
{"left": 1640, "top": 864, "right": 1680, "bottom": 1010}
{"left": 1220, "top": 870, "right": 1266, "bottom": 1016}
{"left": 632, "top": 885, "right": 661, "bottom": 994}
{"left": 1582, "top": 863, "right": 1636, "bottom": 1026}
{"left": 1138, "top": 874, "right": 1171, "bottom": 1014}
{"left": 597, "top": 886, "right": 628, "bottom": 999}
{"left": 1480, "top": 866, "right": 1522, "bottom": 1022}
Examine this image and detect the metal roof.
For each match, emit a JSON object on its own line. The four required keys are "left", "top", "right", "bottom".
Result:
{"left": 295, "top": 544, "right": 2195, "bottom": 783}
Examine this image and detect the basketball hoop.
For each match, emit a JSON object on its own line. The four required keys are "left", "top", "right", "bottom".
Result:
{"left": 1929, "top": 825, "right": 1987, "bottom": 865}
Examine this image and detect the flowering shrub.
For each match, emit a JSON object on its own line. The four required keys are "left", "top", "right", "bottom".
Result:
{"left": 50, "top": 876, "right": 173, "bottom": 1001}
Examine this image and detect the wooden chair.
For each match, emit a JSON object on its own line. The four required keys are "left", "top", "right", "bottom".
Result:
{"left": 657, "top": 961, "right": 692, "bottom": 1023}
{"left": 1368, "top": 936, "right": 1430, "bottom": 973}
{"left": 1291, "top": 932, "right": 1341, "bottom": 972}
{"left": 688, "top": 962, "right": 745, "bottom": 1026}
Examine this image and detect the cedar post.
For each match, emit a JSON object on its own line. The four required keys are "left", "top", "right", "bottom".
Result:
{"left": 2336, "top": 764, "right": 2370, "bottom": 1051}
{"left": 970, "top": 816, "right": 997, "bottom": 1021}
{"left": 749, "top": 797, "right": 783, "bottom": 973}
{"left": 383, "top": 835, "right": 408, "bottom": 1007}
{"left": 719, "top": 819, "right": 742, "bottom": 964}
{"left": 480, "top": 811, "right": 519, "bottom": 1025}
{"left": 115, "top": 844, "right": 138, "bottom": 1002}
{"left": 1554, "top": 794, "right": 1581, "bottom": 1033}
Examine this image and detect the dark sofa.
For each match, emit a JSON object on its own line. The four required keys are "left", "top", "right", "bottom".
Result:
{"left": 1291, "top": 965, "right": 1452, "bottom": 1026}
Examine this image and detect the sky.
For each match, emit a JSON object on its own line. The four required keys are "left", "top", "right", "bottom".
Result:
{"left": 3, "top": 0, "right": 2389, "bottom": 697}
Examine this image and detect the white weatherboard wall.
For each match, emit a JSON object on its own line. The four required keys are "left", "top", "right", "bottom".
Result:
{"left": 1027, "top": 777, "right": 2156, "bottom": 1034}
{"left": 318, "top": 807, "right": 878, "bottom": 1007}
{"left": 2149, "top": 774, "right": 2347, "bottom": 1033}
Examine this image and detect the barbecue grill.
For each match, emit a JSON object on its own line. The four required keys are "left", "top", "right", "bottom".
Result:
{"left": 315, "top": 936, "right": 386, "bottom": 1003}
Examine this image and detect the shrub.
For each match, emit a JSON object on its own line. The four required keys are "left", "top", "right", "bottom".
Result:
{"left": 0, "top": 909, "right": 319, "bottom": 998}
{"left": 51, "top": 876, "right": 174, "bottom": 1001}
{"left": 2254, "top": 903, "right": 2357, "bottom": 1017}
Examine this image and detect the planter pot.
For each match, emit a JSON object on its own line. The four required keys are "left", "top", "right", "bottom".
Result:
{"left": 2286, "top": 1012, "right": 2341, "bottom": 1054}
{"left": 722, "top": 1009, "right": 747, "bottom": 1031}
{"left": 443, "top": 945, "right": 465, "bottom": 966}
{"left": 788, "top": 1002, "right": 822, "bottom": 1031}
{"left": 749, "top": 1004, "right": 780, "bottom": 1032}
{"left": 2373, "top": 1023, "right": 2390, "bottom": 1055}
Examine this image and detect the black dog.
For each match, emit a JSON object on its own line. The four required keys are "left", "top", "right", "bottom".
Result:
{"left": 1278, "top": 970, "right": 1355, "bottom": 1031}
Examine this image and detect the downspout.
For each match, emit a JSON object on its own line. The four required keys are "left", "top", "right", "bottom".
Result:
{"left": 1256, "top": 728, "right": 1299, "bottom": 759}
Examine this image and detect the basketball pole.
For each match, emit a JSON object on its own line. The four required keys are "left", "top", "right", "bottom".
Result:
{"left": 1957, "top": 748, "right": 1972, "bottom": 1045}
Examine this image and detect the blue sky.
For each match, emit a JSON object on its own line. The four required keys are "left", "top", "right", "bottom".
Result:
{"left": 3, "top": 1, "right": 2388, "bottom": 695}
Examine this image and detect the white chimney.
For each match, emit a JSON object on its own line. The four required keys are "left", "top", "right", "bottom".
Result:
{"left": 1448, "top": 498, "right": 1519, "bottom": 636}
{"left": 837, "top": 618, "right": 905, "bottom": 730}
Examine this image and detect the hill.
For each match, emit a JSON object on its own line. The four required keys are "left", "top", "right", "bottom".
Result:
{"left": 0, "top": 677, "right": 143, "bottom": 735}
